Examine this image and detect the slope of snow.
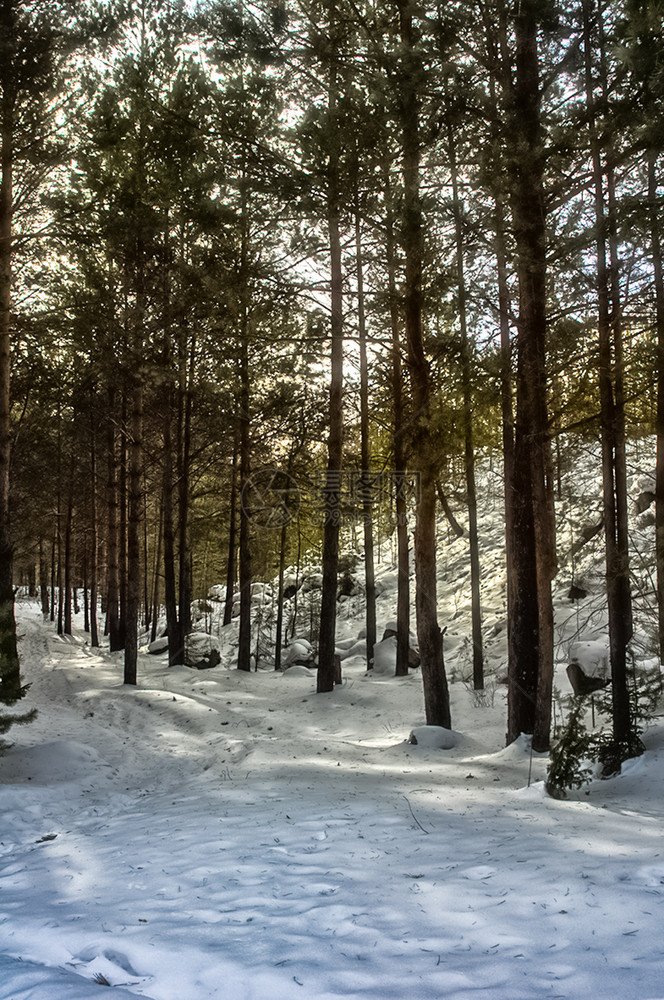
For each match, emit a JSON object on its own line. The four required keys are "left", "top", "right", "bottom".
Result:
{"left": 1, "top": 596, "right": 664, "bottom": 1000}
{"left": 1, "top": 437, "right": 662, "bottom": 999}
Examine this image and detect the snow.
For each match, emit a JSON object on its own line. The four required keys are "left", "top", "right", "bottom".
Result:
{"left": 2, "top": 439, "right": 664, "bottom": 999}
{"left": 1, "top": 601, "right": 664, "bottom": 1000}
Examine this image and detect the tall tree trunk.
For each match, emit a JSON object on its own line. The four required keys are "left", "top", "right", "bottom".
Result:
{"left": 384, "top": 165, "right": 410, "bottom": 677}
{"left": 275, "top": 516, "right": 288, "bottom": 671}
{"left": 118, "top": 391, "right": 128, "bottom": 645}
{"left": 495, "top": 193, "right": 516, "bottom": 690}
{"left": 448, "top": 122, "right": 484, "bottom": 689}
{"left": 237, "top": 295, "right": 252, "bottom": 671}
{"left": 124, "top": 239, "right": 145, "bottom": 685}
{"left": 506, "top": 0, "right": 555, "bottom": 750}
{"left": 162, "top": 398, "right": 181, "bottom": 665}
{"left": 82, "top": 551, "right": 89, "bottom": 632}
{"left": 317, "top": 0, "right": 344, "bottom": 694}
{"left": 354, "top": 196, "right": 376, "bottom": 670}
{"left": 150, "top": 499, "right": 162, "bottom": 644}
{"left": 89, "top": 408, "right": 99, "bottom": 647}
{"left": 399, "top": 0, "right": 450, "bottom": 727}
{"left": 650, "top": 151, "right": 664, "bottom": 663}
{"left": 39, "top": 536, "right": 49, "bottom": 617}
{"left": 0, "top": 72, "right": 20, "bottom": 700}
{"left": 106, "top": 390, "right": 122, "bottom": 649}
{"left": 56, "top": 472, "right": 64, "bottom": 636}
{"left": 582, "top": 0, "right": 633, "bottom": 755}
{"left": 49, "top": 525, "right": 56, "bottom": 623}
{"left": 124, "top": 376, "right": 143, "bottom": 685}
{"left": 63, "top": 454, "right": 74, "bottom": 636}
{"left": 177, "top": 325, "right": 194, "bottom": 647}
{"left": 224, "top": 422, "right": 239, "bottom": 627}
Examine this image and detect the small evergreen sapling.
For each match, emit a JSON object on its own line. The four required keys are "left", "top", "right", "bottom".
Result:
{"left": 546, "top": 696, "right": 595, "bottom": 798}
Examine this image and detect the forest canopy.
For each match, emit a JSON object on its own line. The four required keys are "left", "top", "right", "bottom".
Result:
{"left": 1, "top": 0, "right": 662, "bottom": 770}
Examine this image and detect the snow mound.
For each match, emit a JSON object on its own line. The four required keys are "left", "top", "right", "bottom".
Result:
{"left": 0, "top": 741, "right": 109, "bottom": 786}
{"left": 281, "top": 665, "right": 315, "bottom": 678}
{"left": 408, "top": 726, "right": 457, "bottom": 749}
{"left": 372, "top": 636, "right": 397, "bottom": 674}
{"left": 569, "top": 639, "right": 609, "bottom": 678}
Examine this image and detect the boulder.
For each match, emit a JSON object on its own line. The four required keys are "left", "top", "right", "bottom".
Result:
{"left": 192, "top": 649, "right": 221, "bottom": 671}
{"left": 408, "top": 726, "right": 457, "bottom": 749}
{"left": 567, "top": 662, "right": 610, "bottom": 696}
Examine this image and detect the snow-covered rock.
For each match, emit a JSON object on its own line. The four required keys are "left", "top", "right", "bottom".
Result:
{"left": 408, "top": 726, "right": 457, "bottom": 749}
{"left": 372, "top": 636, "right": 397, "bottom": 674}
{"left": 284, "top": 640, "right": 314, "bottom": 667}
{"left": 569, "top": 639, "right": 609, "bottom": 678}
{"left": 148, "top": 636, "right": 169, "bottom": 654}
{"left": 281, "top": 665, "right": 315, "bottom": 678}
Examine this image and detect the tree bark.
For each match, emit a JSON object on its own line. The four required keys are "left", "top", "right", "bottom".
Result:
{"left": 224, "top": 421, "right": 239, "bottom": 627}
{"left": 582, "top": 0, "right": 633, "bottom": 753}
{"left": 124, "top": 376, "right": 143, "bottom": 685}
{"left": 162, "top": 396, "right": 181, "bottom": 665}
{"left": 0, "top": 48, "right": 20, "bottom": 700}
{"left": 650, "top": 151, "right": 664, "bottom": 663}
{"left": 384, "top": 164, "right": 410, "bottom": 677}
{"left": 506, "top": 0, "right": 555, "bottom": 751}
{"left": 39, "top": 536, "right": 49, "bottom": 617}
{"left": 89, "top": 408, "right": 99, "bottom": 647}
{"left": 63, "top": 454, "right": 74, "bottom": 635}
{"left": 317, "top": 0, "right": 344, "bottom": 694}
{"left": 177, "top": 324, "right": 194, "bottom": 646}
{"left": 106, "top": 390, "right": 123, "bottom": 650}
{"left": 399, "top": 0, "right": 450, "bottom": 727}
{"left": 448, "top": 124, "right": 484, "bottom": 689}
{"left": 354, "top": 197, "right": 376, "bottom": 671}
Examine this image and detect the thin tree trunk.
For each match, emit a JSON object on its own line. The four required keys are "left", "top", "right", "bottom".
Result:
{"left": 150, "top": 499, "right": 162, "bottom": 644}
{"left": 63, "top": 454, "right": 74, "bottom": 636}
{"left": 162, "top": 399, "right": 181, "bottom": 665}
{"left": 89, "top": 409, "right": 99, "bottom": 647}
{"left": 354, "top": 196, "right": 376, "bottom": 671}
{"left": 224, "top": 422, "right": 239, "bottom": 627}
{"left": 119, "top": 391, "right": 128, "bottom": 645}
{"left": 275, "top": 517, "right": 288, "bottom": 671}
{"left": 0, "top": 44, "right": 20, "bottom": 700}
{"left": 177, "top": 325, "right": 194, "bottom": 646}
{"left": 124, "top": 238, "right": 145, "bottom": 685}
{"left": 582, "top": 0, "right": 633, "bottom": 754}
{"left": 82, "top": 551, "right": 89, "bottom": 632}
{"left": 106, "top": 390, "right": 122, "bottom": 649}
{"left": 56, "top": 474, "right": 64, "bottom": 636}
{"left": 506, "top": 0, "right": 555, "bottom": 750}
{"left": 124, "top": 376, "right": 143, "bottom": 685}
{"left": 318, "top": 0, "right": 344, "bottom": 693}
{"left": 650, "top": 151, "right": 664, "bottom": 663}
{"left": 496, "top": 194, "right": 516, "bottom": 689}
{"left": 399, "top": 0, "right": 450, "bottom": 727}
{"left": 384, "top": 165, "right": 409, "bottom": 677}
{"left": 435, "top": 482, "right": 465, "bottom": 539}
{"left": 50, "top": 525, "right": 56, "bottom": 623}
{"left": 237, "top": 301, "right": 252, "bottom": 671}
{"left": 39, "top": 536, "right": 49, "bottom": 617}
{"left": 448, "top": 126, "right": 483, "bottom": 688}
{"left": 143, "top": 487, "right": 150, "bottom": 634}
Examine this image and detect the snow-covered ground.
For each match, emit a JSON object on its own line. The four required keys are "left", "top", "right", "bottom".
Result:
{"left": 1, "top": 439, "right": 663, "bottom": 999}
{"left": 1, "top": 596, "right": 664, "bottom": 1000}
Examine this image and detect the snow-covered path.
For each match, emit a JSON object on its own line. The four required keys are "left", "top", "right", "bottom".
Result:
{"left": 1, "top": 604, "right": 663, "bottom": 999}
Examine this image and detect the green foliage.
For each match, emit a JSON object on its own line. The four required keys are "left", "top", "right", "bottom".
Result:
{"left": 0, "top": 705, "right": 37, "bottom": 740}
{"left": 547, "top": 661, "right": 660, "bottom": 797}
{"left": 546, "top": 697, "right": 595, "bottom": 799}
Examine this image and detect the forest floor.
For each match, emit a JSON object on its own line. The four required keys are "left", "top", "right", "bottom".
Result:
{"left": 1, "top": 596, "right": 664, "bottom": 1000}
